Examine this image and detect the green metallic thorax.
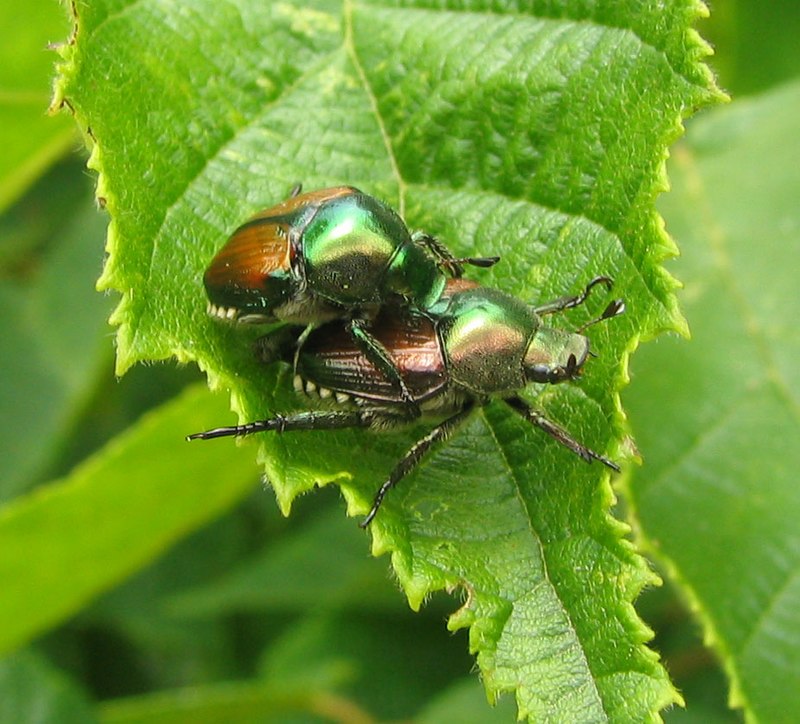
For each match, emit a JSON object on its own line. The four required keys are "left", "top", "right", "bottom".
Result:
{"left": 384, "top": 239, "right": 447, "bottom": 310}
{"left": 302, "top": 194, "right": 404, "bottom": 306}
{"left": 204, "top": 186, "right": 455, "bottom": 324}
{"left": 437, "top": 288, "right": 539, "bottom": 396}
{"left": 301, "top": 192, "right": 447, "bottom": 309}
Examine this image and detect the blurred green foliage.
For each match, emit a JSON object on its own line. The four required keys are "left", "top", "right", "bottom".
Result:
{"left": 0, "top": 0, "right": 797, "bottom": 722}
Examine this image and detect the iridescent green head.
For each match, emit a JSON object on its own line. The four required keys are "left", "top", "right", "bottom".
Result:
{"left": 523, "top": 325, "right": 589, "bottom": 384}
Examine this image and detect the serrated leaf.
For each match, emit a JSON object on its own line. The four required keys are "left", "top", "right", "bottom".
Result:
{"left": 626, "top": 81, "right": 800, "bottom": 722}
{"left": 55, "top": 0, "right": 721, "bottom": 719}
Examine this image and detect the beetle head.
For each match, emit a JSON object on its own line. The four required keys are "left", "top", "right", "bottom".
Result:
{"left": 523, "top": 326, "right": 590, "bottom": 384}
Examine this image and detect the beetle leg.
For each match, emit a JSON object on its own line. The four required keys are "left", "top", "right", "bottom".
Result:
{"left": 503, "top": 395, "right": 620, "bottom": 472}
{"left": 348, "top": 318, "right": 422, "bottom": 417}
{"left": 449, "top": 255, "right": 501, "bottom": 269}
{"left": 288, "top": 182, "right": 303, "bottom": 198}
{"left": 411, "top": 232, "right": 500, "bottom": 278}
{"left": 254, "top": 326, "right": 303, "bottom": 365}
{"left": 412, "top": 232, "right": 465, "bottom": 277}
{"left": 360, "top": 401, "right": 475, "bottom": 527}
{"left": 290, "top": 323, "right": 319, "bottom": 373}
{"left": 187, "top": 409, "right": 373, "bottom": 441}
{"left": 534, "top": 276, "right": 614, "bottom": 316}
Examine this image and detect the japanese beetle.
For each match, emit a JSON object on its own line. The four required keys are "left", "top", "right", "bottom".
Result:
{"left": 202, "top": 185, "right": 498, "bottom": 406}
{"left": 189, "top": 277, "right": 624, "bottom": 526}
{"left": 204, "top": 184, "right": 498, "bottom": 323}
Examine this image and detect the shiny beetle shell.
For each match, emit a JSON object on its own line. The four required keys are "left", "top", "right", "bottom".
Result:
{"left": 436, "top": 287, "right": 590, "bottom": 394}
{"left": 203, "top": 186, "right": 445, "bottom": 324}
{"left": 189, "top": 276, "right": 623, "bottom": 527}
{"left": 297, "top": 307, "right": 449, "bottom": 405}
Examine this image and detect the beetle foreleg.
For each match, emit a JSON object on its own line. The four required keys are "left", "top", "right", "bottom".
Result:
{"left": 411, "top": 232, "right": 500, "bottom": 278}
{"left": 359, "top": 401, "right": 475, "bottom": 528}
{"left": 503, "top": 395, "right": 620, "bottom": 472}
{"left": 534, "top": 276, "right": 614, "bottom": 316}
{"left": 411, "top": 232, "right": 466, "bottom": 277}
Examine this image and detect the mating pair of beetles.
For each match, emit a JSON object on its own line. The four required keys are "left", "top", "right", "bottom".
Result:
{"left": 189, "top": 185, "right": 624, "bottom": 526}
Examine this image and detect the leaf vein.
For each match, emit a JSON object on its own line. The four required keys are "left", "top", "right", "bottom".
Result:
{"left": 482, "top": 407, "right": 607, "bottom": 714}
{"left": 737, "top": 559, "right": 800, "bottom": 663}
{"left": 344, "top": 0, "right": 405, "bottom": 215}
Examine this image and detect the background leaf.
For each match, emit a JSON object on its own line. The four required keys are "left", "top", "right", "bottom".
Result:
{"left": 626, "top": 81, "right": 800, "bottom": 722}
{"left": 0, "top": 1, "right": 75, "bottom": 212}
{"left": 52, "top": 0, "right": 720, "bottom": 718}
{"left": 700, "top": 0, "right": 800, "bottom": 96}
{"left": 0, "top": 650, "right": 97, "bottom": 724}
{"left": 0, "top": 172, "right": 111, "bottom": 500}
{"left": 0, "top": 384, "right": 258, "bottom": 655}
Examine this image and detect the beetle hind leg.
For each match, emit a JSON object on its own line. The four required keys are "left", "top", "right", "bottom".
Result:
{"left": 360, "top": 401, "right": 475, "bottom": 527}
{"left": 186, "top": 409, "right": 374, "bottom": 441}
{"left": 348, "top": 318, "right": 422, "bottom": 418}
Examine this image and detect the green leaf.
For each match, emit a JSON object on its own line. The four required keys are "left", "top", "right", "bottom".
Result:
{"left": 0, "top": 384, "right": 258, "bottom": 655}
{"left": 418, "top": 678, "right": 517, "bottom": 724}
{"left": 701, "top": 0, "right": 800, "bottom": 96}
{"left": 0, "top": 649, "right": 97, "bottom": 724}
{"left": 259, "top": 612, "right": 473, "bottom": 719}
{"left": 98, "top": 681, "right": 371, "bottom": 724}
{"left": 0, "top": 1, "right": 75, "bottom": 211}
{"left": 0, "top": 186, "right": 112, "bottom": 500}
{"left": 55, "top": 0, "right": 721, "bottom": 718}
{"left": 167, "top": 506, "right": 404, "bottom": 617}
{"left": 625, "top": 81, "right": 800, "bottom": 722}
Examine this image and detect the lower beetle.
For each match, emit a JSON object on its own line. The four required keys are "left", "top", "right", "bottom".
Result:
{"left": 203, "top": 185, "right": 498, "bottom": 407}
{"left": 189, "top": 277, "right": 624, "bottom": 527}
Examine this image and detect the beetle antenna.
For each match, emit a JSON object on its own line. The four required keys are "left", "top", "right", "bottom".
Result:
{"left": 412, "top": 232, "right": 499, "bottom": 278}
{"left": 577, "top": 299, "right": 625, "bottom": 333}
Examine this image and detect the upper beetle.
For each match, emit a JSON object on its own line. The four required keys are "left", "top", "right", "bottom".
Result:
{"left": 203, "top": 185, "right": 498, "bottom": 325}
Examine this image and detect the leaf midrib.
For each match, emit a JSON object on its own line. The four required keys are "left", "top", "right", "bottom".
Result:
{"left": 482, "top": 406, "right": 607, "bottom": 714}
